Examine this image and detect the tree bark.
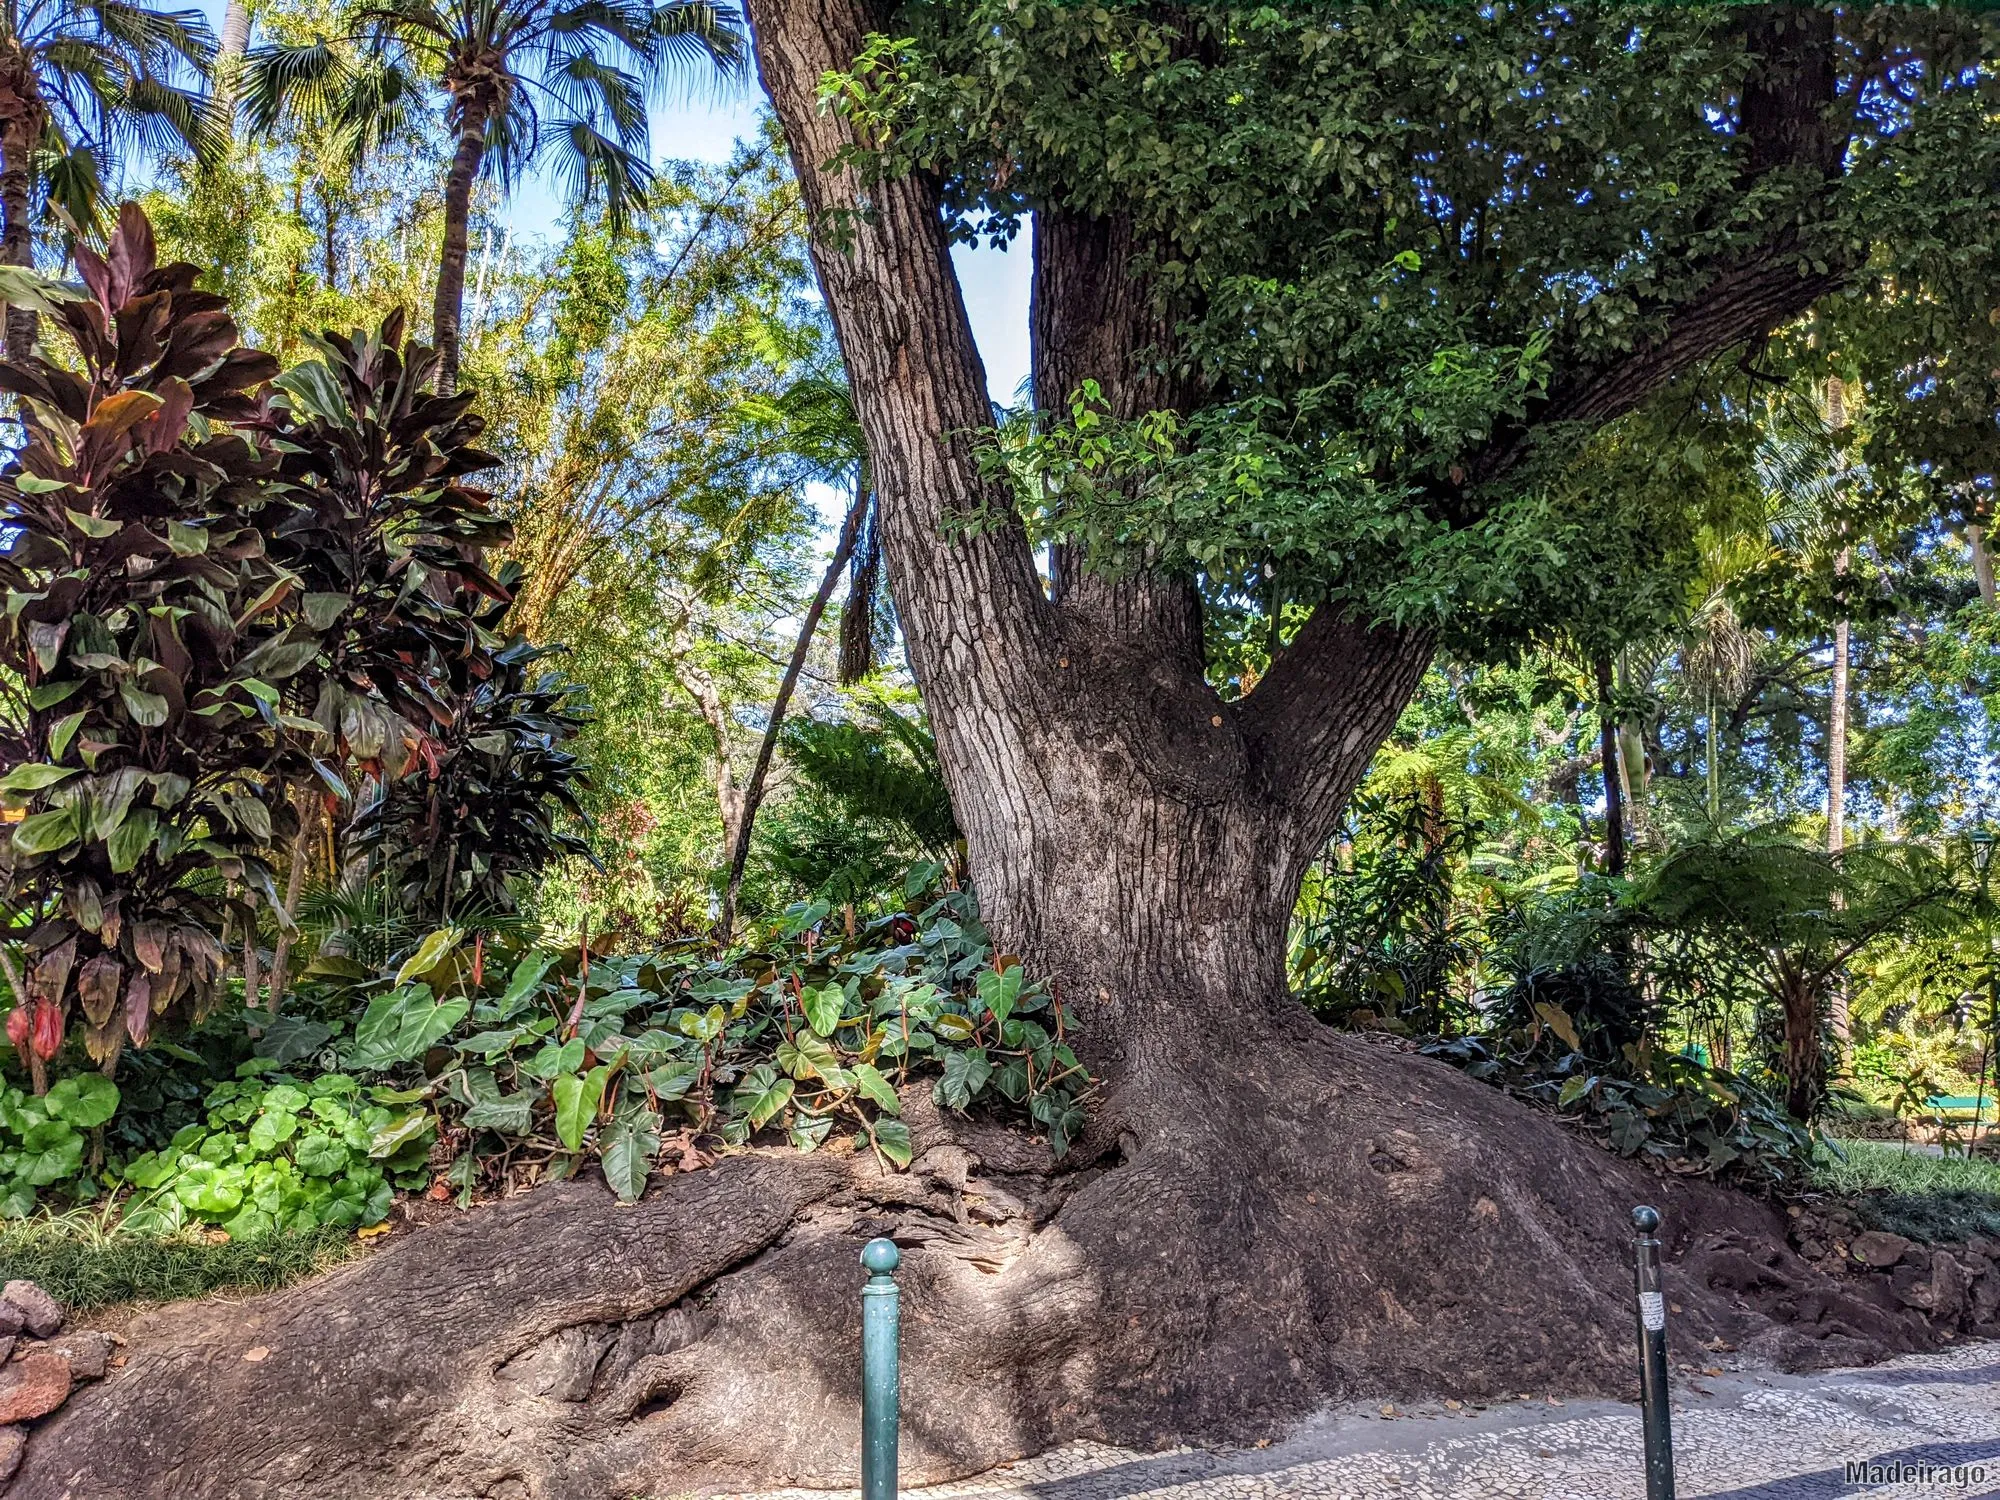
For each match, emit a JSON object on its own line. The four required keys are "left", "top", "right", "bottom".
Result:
{"left": 263, "top": 785, "right": 317, "bottom": 1015}
{"left": 1826, "top": 548, "right": 1851, "bottom": 1053}
{"left": 433, "top": 108, "right": 487, "bottom": 394}
{"left": 721, "top": 484, "right": 871, "bottom": 933}
{"left": 0, "top": 75, "right": 44, "bottom": 366}
{"left": 1595, "top": 653, "right": 1626, "bottom": 877}
{"left": 214, "top": 0, "right": 252, "bottom": 127}
{"left": 1969, "top": 523, "right": 1996, "bottom": 608}
{"left": 1780, "top": 970, "right": 1827, "bottom": 1123}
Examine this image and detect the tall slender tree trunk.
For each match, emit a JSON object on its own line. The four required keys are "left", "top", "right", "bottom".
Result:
{"left": 433, "top": 109, "right": 487, "bottom": 394}
{"left": 0, "top": 76, "right": 45, "bottom": 366}
{"left": 721, "top": 486, "right": 871, "bottom": 934}
{"left": 1970, "top": 523, "right": 1996, "bottom": 608}
{"left": 263, "top": 785, "right": 317, "bottom": 1015}
{"left": 213, "top": 0, "right": 252, "bottom": 126}
{"left": 1594, "top": 653, "right": 1626, "bottom": 877}
{"left": 1706, "top": 687, "right": 1721, "bottom": 821}
{"left": 1826, "top": 548, "right": 1852, "bottom": 1053}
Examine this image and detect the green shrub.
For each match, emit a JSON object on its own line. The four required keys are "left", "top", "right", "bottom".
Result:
{"left": 115, "top": 1065, "right": 430, "bottom": 1236}
{"left": 295, "top": 881, "right": 1088, "bottom": 1204}
{"left": 0, "top": 1076, "right": 120, "bottom": 1212}
{"left": 1425, "top": 1016, "right": 1817, "bottom": 1189}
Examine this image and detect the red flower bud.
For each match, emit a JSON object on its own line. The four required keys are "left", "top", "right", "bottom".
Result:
{"left": 5, "top": 1006, "right": 27, "bottom": 1052}
{"left": 30, "top": 999, "right": 62, "bottom": 1061}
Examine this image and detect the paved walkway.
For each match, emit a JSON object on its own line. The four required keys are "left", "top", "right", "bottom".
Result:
{"left": 738, "top": 1342, "right": 2000, "bottom": 1500}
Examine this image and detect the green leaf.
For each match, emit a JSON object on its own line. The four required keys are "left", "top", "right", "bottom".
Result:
{"left": 47, "top": 710, "right": 84, "bottom": 762}
{"left": 118, "top": 682, "right": 169, "bottom": 727}
{"left": 522, "top": 1036, "right": 586, "bottom": 1079}
{"left": 599, "top": 1110, "right": 660, "bottom": 1203}
{"left": 497, "top": 952, "right": 556, "bottom": 1014}
{"left": 932, "top": 1012, "right": 977, "bottom": 1043}
{"left": 106, "top": 807, "right": 158, "bottom": 874}
{"left": 26, "top": 679, "right": 82, "bottom": 710}
{"left": 871, "top": 1120, "right": 914, "bottom": 1169}
{"left": 802, "top": 984, "right": 845, "bottom": 1038}
{"left": 461, "top": 1092, "right": 535, "bottom": 1135}
{"left": 11, "top": 808, "right": 78, "bottom": 856}
{"left": 552, "top": 1065, "right": 609, "bottom": 1151}
{"left": 347, "top": 985, "right": 469, "bottom": 1071}
{"left": 0, "top": 763, "right": 77, "bottom": 794}
{"left": 13, "top": 474, "right": 68, "bottom": 495}
{"left": 789, "top": 1114, "right": 835, "bottom": 1154}
{"left": 64, "top": 508, "right": 121, "bottom": 539}
{"left": 44, "top": 1075, "right": 118, "bottom": 1128}
{"left": 977, "top": 968, "right": 1023, "bottom": 1028}
{"left": 395, "top": 928, "right": 463, "bottom": 985}
{"left": 776, "top": 1031, "right": 842, "bottom": 1081}
{"left": 851, "top": 1062, "right": 901, "bottom": 1116}
{"left": 367, "top": 1112, "right": 432, "bottom": 1160}
{"left": 737, "top": 1064, "right": 794, "bottom": 1131}
{"left": 16, "top": 1124, "right": 83, "bottom": 1186}
{"left": 165, "top": 520, "right": 210, "bottom": 556}
{"left": 294, "top": 1133, "right": 349, "bottom": 1177}
{"left": 247, "top": 1109, "right": 299, "bottom": 1153}
{"left": 1556, "top": 1075, "right": 1595, "bottom": 1109}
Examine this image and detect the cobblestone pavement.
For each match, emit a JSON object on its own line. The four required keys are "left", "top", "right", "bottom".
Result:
{"left": 733, "top": 1341, "right": 2000, "bottom": 1500}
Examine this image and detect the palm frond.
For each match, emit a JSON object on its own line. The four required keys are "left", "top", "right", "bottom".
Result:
{"left": 109, "top": 74, "right": 228, "bottom": 164}
{"left": 649, "top": 0, "right": 743, "bottom": 89}
{"left": 83, "top": 0, "right": 216, "bottom": 69}
{"left": 550, "top": 118, "right": 652, "bottom": 233}
{"left": 241, "top": 40, "right": 353, "bottom": 133}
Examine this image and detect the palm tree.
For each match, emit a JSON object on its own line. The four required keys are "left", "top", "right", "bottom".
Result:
{"left": 247, "top": 0, "right": 743, "bottom": 392}
{"left": 0, "top": 0, "right": 220, "bottom": 361}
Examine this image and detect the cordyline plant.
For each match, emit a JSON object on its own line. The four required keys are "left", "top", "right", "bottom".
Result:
{"left": 0, "top": 204, "right": 314, "bottom": 1085}
{"left": 0, "top": 203, "right": 594, "bottom": 1089}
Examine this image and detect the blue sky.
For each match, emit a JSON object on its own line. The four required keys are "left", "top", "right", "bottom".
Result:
{"left": 605, "top": 94, "right": 1034, "bottom": 407}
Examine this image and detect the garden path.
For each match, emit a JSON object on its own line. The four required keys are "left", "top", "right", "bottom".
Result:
{"left": 731, "top": 1342, "right": 2000, "bottom": 1500}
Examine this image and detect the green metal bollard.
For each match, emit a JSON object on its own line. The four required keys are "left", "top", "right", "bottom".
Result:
{"left": 1632, "top": 1205, "right": 1676, "bottom": 1500}
{"left": 860, "top": 1238, "right": 901, "bottom": 1500}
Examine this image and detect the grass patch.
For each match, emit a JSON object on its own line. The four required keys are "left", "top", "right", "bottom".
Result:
{"left": 1812, "top": 1139, "right": 2000, "bottom": 1243}
{"left": 0, "top": 1211, "right": 359, "bottom": 1313}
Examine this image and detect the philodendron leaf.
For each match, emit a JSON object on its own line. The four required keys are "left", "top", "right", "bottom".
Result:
{"left": 976, "top": 968, "right": 1023, "bottom": 1028}
{"left": 871, "top": 1120, "right": 914, "bottom": 1169}
{"left": 737, "top": 1063, "right": 794, "bottom": 1130}
{"left": 599, "top": 1110, "right": 660, "bottom": 1203}
{"left": 801, "top": 984, "right": 845, "bottom": 1038}
{"left": 347, "top": 985, "right": 470, "bottom": 1071}
{"left": 395, "top": 928, "right": 463, "bottom": 985}
{"left": 552, "top": 1065, "right": 609, "bottom": 1151}
{"left": 851, "top": 1063, "right": 901, "bottom": 1116}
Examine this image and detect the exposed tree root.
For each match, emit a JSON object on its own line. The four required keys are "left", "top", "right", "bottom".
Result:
{"left": 11, "top": 1032, "right": 1929, "bottom": 1499}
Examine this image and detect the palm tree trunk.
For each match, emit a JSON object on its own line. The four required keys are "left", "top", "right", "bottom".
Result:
{"left": 0, "top": 102, "right": 42, "bottom": 365}
{"left": 1705, "top": 687, "right": 1721, "bottom": 821}
{"left": 433, "top": 110, "right": 487, "bottom": 394}
{"left": 720, "top": 486, "right": 871, "bottom": 934}
{"left": 214, "top": 0, "right": 252, "bottom": 126}
{"left": 1827, "top": 553, "right": 1851, "bottom": 1054}
{"left": 1594, "top": 652, "right": 1625, "bottom": 877}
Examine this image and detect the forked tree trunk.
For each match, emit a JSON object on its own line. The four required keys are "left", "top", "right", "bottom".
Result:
{"left": 433, "top": 108, "right": 487, "bottom": 394}
{"left": 12, "top": 10, "right": 1930, "bottom": 1496}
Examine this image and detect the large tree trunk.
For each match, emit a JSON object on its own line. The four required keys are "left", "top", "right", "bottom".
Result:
{"left": 1594, "top": 653, "right": 1627, "bottom": 877}
{"left": 1779, "top": 969, "right": 1827, "bottom": 1124}
{"left": 1826, "top": 551, "right": 1851, "bottom": 1053}
{"left": 432, "top": 109, "right": 486, "bottom": 394}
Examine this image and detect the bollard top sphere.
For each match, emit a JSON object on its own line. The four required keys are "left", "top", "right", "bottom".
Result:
{"left": 861, "top": 1237, "right": 901, "bottom": 1275}
{"left": 1631, "top": 1204, "right": 1661, "bottom": 1233}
